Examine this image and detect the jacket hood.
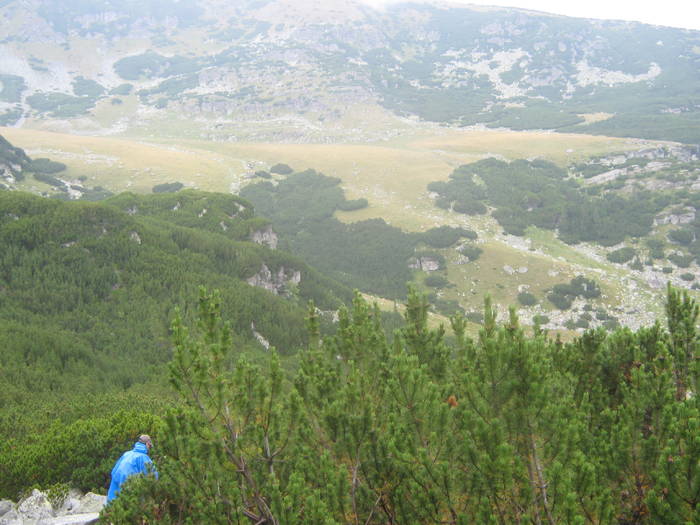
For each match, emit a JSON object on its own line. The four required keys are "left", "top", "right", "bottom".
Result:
{"left": 133, "top": 442, "right": 149, "bottom": 455}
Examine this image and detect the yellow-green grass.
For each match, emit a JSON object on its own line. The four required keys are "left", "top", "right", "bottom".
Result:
{"left": 91, "top": 96, "right": 141, "bottom": 129}
{"left": 1, "top": 127, "right": 243, "bottom": 193}
{"left": 402, "top": 129, "right": 636, "bottom": 166}
{"left": 577, "top": 113, "right": 615, "bottom": 125}
{"left": 526, "top": 227, "right": 611, "bottom": 271}
{"left": 442, "top": 240, "right": 571, "bottom": 307}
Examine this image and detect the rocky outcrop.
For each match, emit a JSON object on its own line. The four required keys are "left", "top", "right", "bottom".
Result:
{"left": 408, "top": 256, "right": 441, "bottom": 272}
{"left": 250, "top": 225, "right": 278, "bottom": 250}
{"left": 251, "top": 322, "right": 271, "bottom": 350}
{"left": 246, "top": 264, "right": 301, "bottom": 295}
{"left": 0, "top": 134, "right": 31, "bottom": 185}
{"left": 0, "top": 489, "right": 105, "bottom": 525}
{"left": 653, "top": 207, "right": 696, "bottom": 226}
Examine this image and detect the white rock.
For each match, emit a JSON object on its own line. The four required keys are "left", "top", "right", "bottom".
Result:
{"left": 0, "top": 501, "right": 13, "bottom": 518}
{"left": 44, "top": 513, "right": 100, "bottom": 525}
{"left": 17, "top": 489, "right": 54, "bottom": 522}
{"left": 0, "top": 508, "right": 20, "bottom": 525}
{"left": 250, "top": 225, "right": 278, "bottom": 250}
{"left": 74, "top": 493, "right": 106, "bottom": 514}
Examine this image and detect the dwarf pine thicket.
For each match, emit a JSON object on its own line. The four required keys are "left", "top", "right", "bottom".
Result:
{"left": 98, "top": 285, "right": 699, "bottom": 524}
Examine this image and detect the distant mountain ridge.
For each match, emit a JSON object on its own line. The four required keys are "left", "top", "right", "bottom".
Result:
{"left": 1, "top": 0, "right": 699, "bottom": 141}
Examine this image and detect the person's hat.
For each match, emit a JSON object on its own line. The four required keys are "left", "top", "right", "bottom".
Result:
{"left": 138, "top": 434, "right": 152, "bottom": 446}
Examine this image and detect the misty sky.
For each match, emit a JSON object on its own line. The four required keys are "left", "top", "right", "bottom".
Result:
{"left": 360, "top": 0, "right": 700, "bottom": 31}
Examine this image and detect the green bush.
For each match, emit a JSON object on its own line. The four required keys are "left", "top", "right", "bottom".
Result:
{"left": 110, "top": 83, "right": 133, "bottom": 95}
{"left": 72, "top": 77, "right": 105, "bottom": 98}
{"left": 152, "top": 182, "right": 184, "bottom": 193}
{"left": 517, "top": 291, "right": 537, "bottom": 306}
{"left": 433, "top": 297, "right": 463, "bottom": 316}
{"left": 668, "top": 228, "right": 695, "bottom": 246}
{"left": 270, "top": 163, "right": 293, "bottom": 175}
{"left": 629, "top": 258, "right": 644, "bottom": 271}
{"left": 465, "top": 311, "right": 484, "bottom": 324}
{"left": 0, "top": 74, "right": 27, "bottom": 103}
{"left": 680, "top": 273, "right": 695, "bottom": 281}
{"left": 424, "top": 274, "right": 450, "bottom": 288}
{"left": 668, "top": 253, "right": 694, "bottom": 268}
{"left": 595, "top": 309, "right": 610, "bottom": 320}
{"left": 607, "top": 247, "right": 636, "bottom": 264}
{"left": 0, "top": 107, "right": 22, "bottom": 126}
{"left": 29, "top": 158, "right": 67, "bottom": 174}
{"left": 420, "top": 226, "right": 476, "bottom": 248}
{"left": 532, "top": 314, "right": 550, "bottom": 325}
{"left": 575, "top": 318, "right": 590, "bottom": 329}
{"left": 337, "top": 198, "right": 369, "bottom": 212}
{"left": 646, "top": 239, "right": 665, "bottom": 259}
{"left": 33, "top": 172, "right": 65, "bottom": 188}
{"left": 603, "top": 318, "right": 620, "bottom": 330}
{"left": 547, "top": 292, "right": 572, "bottom": 310}
{"left": 458, "top": 244, "right": 482, "bottom": 261}
{"left": 26, "top": 92, "right": 95, "bottom": 117}
{"left": 453, "top": 199, "right": 488, "bottom": 215}
{"left": 570, "top": 276, "right": 601, "bottom": 298}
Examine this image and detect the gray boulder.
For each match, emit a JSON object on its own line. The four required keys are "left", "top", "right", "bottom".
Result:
{"left": 17, "top": 489, "right": 54, "bottom": 522}
{"left": 54, "top": 489, "right": 83, "bottom": 516}
{"left": 73, "top": 493, "right": 105, "bottom": 514}
{"left": 0, "top": 508, "right": 21, "bottom": 525}
{"left": 0, "top": 501, "right": 14, "bottom": 518}
{"left": 44, "top": 513, "right": 100, "bottom": 525}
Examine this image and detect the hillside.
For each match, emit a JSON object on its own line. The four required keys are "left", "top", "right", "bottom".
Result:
{"left": 0, "top": 187, "right": 353, "bottom": 437}
{"left": 2, "top": 124, "right": 698, "bottom": 332}
{"left": 0, "top": 0, "right": 699, "bottom": 142}
{"left": 2, "top": 0, "right": 699, "bottom": 334}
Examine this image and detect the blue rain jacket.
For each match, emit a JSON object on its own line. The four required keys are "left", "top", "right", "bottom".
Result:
{"left": 107, "top": 441, "right": 157, "bottom": 502}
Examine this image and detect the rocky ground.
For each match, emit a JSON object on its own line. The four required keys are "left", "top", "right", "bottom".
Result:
{"left": 0, "top": 489, "right": 104, "bottom": 525}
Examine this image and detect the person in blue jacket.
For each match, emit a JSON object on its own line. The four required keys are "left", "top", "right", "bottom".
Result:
{"left": 107, "top": 434, "right": 158, "bottom": 502}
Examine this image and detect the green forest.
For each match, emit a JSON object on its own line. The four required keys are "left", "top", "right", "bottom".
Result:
{"left": 0, "top": 189, "right": 352, "bottom": 450}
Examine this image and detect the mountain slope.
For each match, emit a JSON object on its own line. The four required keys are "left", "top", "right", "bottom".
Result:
{"left": 1, "top": 0, "right": 699, "bottom": 142}
{"left": 0, "top": 188, "right": 352, "bottom": 413}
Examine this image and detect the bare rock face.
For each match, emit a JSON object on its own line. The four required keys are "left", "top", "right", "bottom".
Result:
{"left": 408, "top": 256, "right": 441, "bottom": 272}
{"left": 654, "top": 208, "right": 696, "bottom": 226}
{"left": 250, "top": 225, "right": 278, "bottom": 250}
{"left": 247, "top": 263, "right": 301, "bottom": 295}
